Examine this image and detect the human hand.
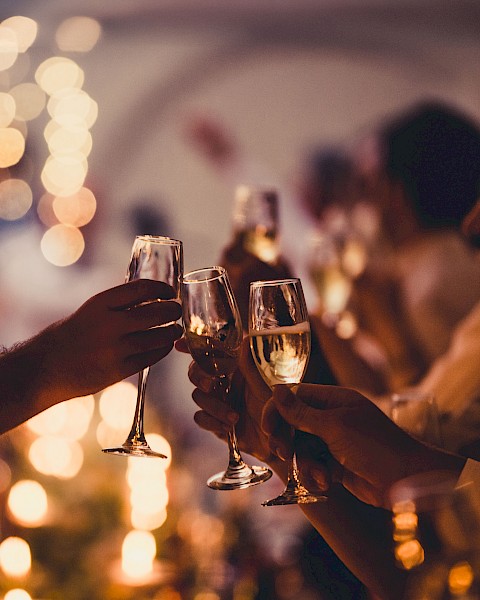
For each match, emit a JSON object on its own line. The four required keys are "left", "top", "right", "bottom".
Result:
{"left": 263, "top": 384, "right": 465, "bottom": 508}
{"left": 188, "top": 337, "right": 286, "bottom": 469}
{"left": 41, "top": 279, "right": 183, "bottom": 401}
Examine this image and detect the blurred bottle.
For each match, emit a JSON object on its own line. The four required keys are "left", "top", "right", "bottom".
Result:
{"left": 232, "top": 184, "right": 280, "bottom": 265}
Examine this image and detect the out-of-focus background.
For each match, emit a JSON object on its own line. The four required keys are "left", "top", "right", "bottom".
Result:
{"left": 0, "top": 1, "right": 479, "bottom": 598}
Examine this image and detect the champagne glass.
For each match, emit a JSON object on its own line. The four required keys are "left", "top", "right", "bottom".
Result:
{"left": 249, "top": 278, "right": 327, "bottom": 505}
{"left": 182, "top": 266, "right": 272, "bottom": 490}
{"left": 232, "top": 184, "right": 280, "bottom": 264}
{"left": 102, "top": 235, "right": 183, "bottom": 458}
{"left": 390, "top": 389, "right": 443, "bottom": 447}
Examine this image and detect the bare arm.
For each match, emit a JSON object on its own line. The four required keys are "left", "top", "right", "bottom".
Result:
{"left": 0, "top": 279, "right": 182, "bottom": 435}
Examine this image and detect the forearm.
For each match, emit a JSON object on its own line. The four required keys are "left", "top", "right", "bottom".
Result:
{"left": 300, "top": 485, "right": 407, "bottom": 600}
{"left": 264, "top": 448, "right": 406, "bottom": 598}
{"left": 0, "top": 326, "right": 65, "bottom": 435}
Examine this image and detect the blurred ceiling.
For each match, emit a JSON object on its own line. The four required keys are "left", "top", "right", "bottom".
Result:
{"left": 6, "top": 0, "right": 480, "bottom": 55}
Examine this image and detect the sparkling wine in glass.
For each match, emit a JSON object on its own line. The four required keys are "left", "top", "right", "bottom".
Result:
{"left": 182, "top": 266, "right": 272, "bottom": 490}
{"left": 232, "top": 184, "right": 280, "bottom": 265}
{"left": 102, "top": 235, "right": 183, "bottom": 458}
{"left": 249, "top": 278, "right": 327, "bottom": 505}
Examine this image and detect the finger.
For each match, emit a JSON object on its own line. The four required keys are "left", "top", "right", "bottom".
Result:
{"left": 295, "top": 383, "right": 365, "bottom": 410}
{"left": 271, "top": 385, "right": 325, "bottom": 438}
{"left": 188, "top": 361, "right": 215, "bottom": 392}
{"left": 261, "top": 399, "right": 292, "bottom": 461}
{"left": 124, "top": 344, "right": 177, "bottom": 373}
{"left": 191, "top": 389, "right": 237, "bottom": 426}
{"left": 296, "top": 454, "right": 330, "bottom": 494}
{"left": 107, "top": 279, "right": 177, "bottom": 309}
{"left": 124, "top": 324, "right": 183, "bottom": 354}
{"left": 193, "top": 410, "right": 230, "bottom": 438}
{"left": 341, "top": 470, "right": 385, "bottom": 508}
{"left": 125, "top": 299, "right": 182, "bottom": 329}
{"left": 238, "top": 338, "right": 271, "bottom": 403}
{"left": 174, "top": 337, "right": 189, "bottom": 353}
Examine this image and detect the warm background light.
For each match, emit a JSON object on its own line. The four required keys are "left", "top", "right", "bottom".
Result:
{"left": 0, "top": 178, "right": 32, "bottom": 220}
{"left": 2, "top": 16, "right": 37, "bottom": 52}
{"left": 0, "top": 457, "right": 12, "bottom": 493}
{"left": 0, "top": 25, "right": 19, "bottom": 71}
{"left": 26, "top": 395, "right": 94, "bottom": 439}
{"left": 10, "top": 82, "right": 46, "bottom": 121}
{"left": 55, "top": 17, "right": 102, "bottom": 53}
{"left": 36, "top": 191, "right": 58, "bottom": 226}
{"left": 0, "top": 536, "right": 31, "bottom": 578}
{"left": 4, "top": 589, "right": 33, "bottom": 600}
{"left": 28, "top": 436, "right": 84, "bottom": 478}
{"left": 41, "top": 154, "right": 87, "bottom": 196}
{"left": 121, "top": 530, "right": 156, "bottom": 579}
{"left": 46, "top": 122, "right": 92, "bottom": 157}
{"left": 53, "top": 187, "right": 96, "bottom": 226}
{"left": 99, "top": 382, "right": 137, "bottom": 430}
{"left": 35, "top": 56, "right": 84, "bottom": 95}
{"left": 47, "top": 89, "right": 98, "bottom": 129}
{"left": 40, "top": 224, "right": 85, "bottom": 266}
{"left": 0, "top": 127, "right": 25, "bottom": 167}
{"left": 0, "top": 92, "right": 15, "bottom": 126}
{"left": 7, "top": 479, "right": 48, "bottom": 527}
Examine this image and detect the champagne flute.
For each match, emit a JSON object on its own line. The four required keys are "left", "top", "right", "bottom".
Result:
{"left": 249, "top": 278, "right": 327, "bottom": 505}
{"left": 182, "top": 266, "right": 273, "bottom": 490}
{"left": 102, "top": 235, "right": 183, "bottom": 458}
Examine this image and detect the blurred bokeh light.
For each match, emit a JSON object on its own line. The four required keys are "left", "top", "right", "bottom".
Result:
{"left": 55, "top": 16, "right": 102, "bottom": 53}
{"left": 40, "top": 223, "right": 85, "bottom": 266}
{"left": 0, "top": 536, "right": 31, "bottom": 578}
{"left": 7, "top": 479, "right": 48, "bottom": 527}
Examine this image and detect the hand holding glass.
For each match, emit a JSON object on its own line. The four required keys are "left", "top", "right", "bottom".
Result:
{"left": 249, "top": 278, "right": 327, "bottom": 505}
{"left": 102, "top": 235, "right": 183, "bottom": 458}
{"left": 182, "top": 266, "right": 272, "bottom": 490}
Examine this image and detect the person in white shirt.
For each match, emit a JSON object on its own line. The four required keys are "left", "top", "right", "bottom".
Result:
{"left": 185, "top": 336, "right": 473, "bottom": 600}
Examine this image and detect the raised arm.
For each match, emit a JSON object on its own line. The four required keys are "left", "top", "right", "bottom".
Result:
{"left": 0, "top": 279, "right": 182, "bottom": 435}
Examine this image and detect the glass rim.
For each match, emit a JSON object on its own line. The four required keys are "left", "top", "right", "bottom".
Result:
{"left": 135, "top": 234, "right": 182, "bottom": 246}
{"left": 250, "top": 278, "right": 300, "bottom": 288}
{"left": 182, "top": 265, "right": 226, "bottom": 283}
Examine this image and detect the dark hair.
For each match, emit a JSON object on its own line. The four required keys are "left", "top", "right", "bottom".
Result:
{"left": 380, "top": 101, "right": 480, "bottom": 229}
{"left": 308, "top": 146, "right": 354, "bottom": 207}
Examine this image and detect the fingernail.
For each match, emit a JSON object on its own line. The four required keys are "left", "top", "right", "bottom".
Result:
{"left": 275, "top": 446, "right": 287, "bottom": 461}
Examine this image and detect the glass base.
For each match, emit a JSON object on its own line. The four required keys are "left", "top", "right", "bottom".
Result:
{"left": 262, "top": 484, "right": 327, "bottom": 506}
{"left": 207, "top": 464, "right": 273, "bottom": 491}
{"left": 102, "top": 442, "right": 167, "bottom": 459}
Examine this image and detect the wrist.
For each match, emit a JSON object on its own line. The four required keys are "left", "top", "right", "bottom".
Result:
{"left": 405, "top": 438, "right": 466, "bottom": 480}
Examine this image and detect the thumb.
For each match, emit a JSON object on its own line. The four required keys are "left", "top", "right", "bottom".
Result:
{"left": 272, "top": 385, "right": 323, "bottom": 437}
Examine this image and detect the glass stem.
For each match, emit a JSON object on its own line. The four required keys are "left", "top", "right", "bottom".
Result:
{"left": 218, "top": 377, "right": 247, "bottom": 470}
{"left": 285, "top": 451, "right": 303, "bottom": 492}
{"left": 126, "top": 367, "right": 150, "bottom": 446}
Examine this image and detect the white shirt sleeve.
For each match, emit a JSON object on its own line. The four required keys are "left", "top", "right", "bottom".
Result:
{"left": 455, "top": 458, "right": 480, "bottom": 491}
{"left": 418, "top": 300, "right": 480, "bottom": 418}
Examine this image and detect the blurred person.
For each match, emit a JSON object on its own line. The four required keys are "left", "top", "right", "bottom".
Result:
{"left": 312, "top": 105, "right": 480, "bottom": 449}
{"left": 186, "top": 104, "right": 480, "bottom": 396}
{"left": 351, "top": 100, "right": 480, "bottom": 390}
{"left": 185, "top": 337, "right": 473, "bottom": 600}
{"left": 184, "top": 113, "right": 388, "bottom": 396}
{"left": 185, "top": 115, "right": 372, "bottom": 311}
{"left": 0, "top": 278, "right": 182, "bottom": 435}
